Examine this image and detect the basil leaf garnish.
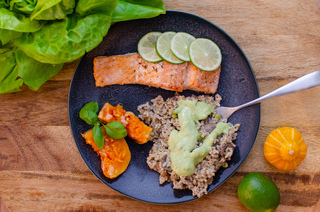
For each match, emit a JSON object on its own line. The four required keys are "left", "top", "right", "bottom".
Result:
{"left": 104, "top": 121, "right": 127, "bottom": 139}
{"left": 92, "top": 123, "right": 104, "bottom": 150}
{"left": 79, "top": 102, "right": 128, "bottom": 144}
{"left": 79, "top": 101, "right": 99, "bottom": 125}
{"left": 81, "top": 101, "right": 99, "bottom": 113}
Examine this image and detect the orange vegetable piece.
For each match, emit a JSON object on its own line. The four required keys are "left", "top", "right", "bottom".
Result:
{"left": 81, "top": 127, "right": 131, "bottom": 179}
{"left": 264, "top": 127, "right": 307, "bottom": 170}
{"left": 98, "top": 103, "right": 152, "bottom": 144}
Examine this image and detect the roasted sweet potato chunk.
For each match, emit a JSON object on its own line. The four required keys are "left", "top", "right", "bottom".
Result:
{"left": 81, "top": 127, "right": 131, "bottom": 179}
{"left": 98, "top": 103, "right": 152, "bottom": 144}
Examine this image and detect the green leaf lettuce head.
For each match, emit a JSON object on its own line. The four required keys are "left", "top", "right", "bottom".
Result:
{"left": 0, "top": 0, "right": 166, "bottom": 95}
{"left": 15, "top": 13, "right": 113, "bottom": 64}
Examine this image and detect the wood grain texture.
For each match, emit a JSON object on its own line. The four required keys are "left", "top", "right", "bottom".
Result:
{"left": 0, "top": 196, "right": 10, "bottom": 212}
{"left": 316, "top": 0, "right": 320, "bottom": 9}
{"left": 0, "top": 0, "right": 320, "bottom": 211}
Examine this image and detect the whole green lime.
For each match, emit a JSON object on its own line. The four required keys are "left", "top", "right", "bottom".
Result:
{"left": 237, "top": 172, "right": 280, "bottom": 212}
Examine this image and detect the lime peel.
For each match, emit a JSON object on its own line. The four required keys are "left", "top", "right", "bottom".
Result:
{"left": 237, "top": 172, "right": 280, "bottom": 212}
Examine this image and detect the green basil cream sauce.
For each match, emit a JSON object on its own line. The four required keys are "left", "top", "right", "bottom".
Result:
{"left": 168, "top": 100, "right": 230, "bottom": 176}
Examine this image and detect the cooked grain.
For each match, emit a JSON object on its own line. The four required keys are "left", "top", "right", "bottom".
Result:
{"left": 138, "top": 94, "right": 240, "bottom": 198}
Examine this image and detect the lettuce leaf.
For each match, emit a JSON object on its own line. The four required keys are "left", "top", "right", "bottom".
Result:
{"left": 30, "top": 0, "right": 75, "bottom": 20}
{"left": 0, "top": 0, "right": 166, "bottom": 94}
{"left": 0, "top": 47, "right": 63, "bottom": 94}
{"left": 15, "top": 13, "right": 113, "bottom": 64}
{"left": 0, "top": 48, "right": 17, "bottom": 83}
{"left": 0, "top": 0, "right": 9, "bottom": 8}
{"left": 0, "top": 28, "right": 22, "bottom": 44}
{"left": 15, "top": 49, "right": 63, "bottom": 90}
{"left": 16, "top": 0, "right": 116, "bottom": 64}
{"left": 76, "top": 0, "right": 118, "bottom": 16}
{"left": 9, "top": 0, "right": 37, "bottom": 15}
{"left": 112, "top": 0, "right": 165, "bottom": 22}
{"left": 0, "top": 7, "right": 43, "bottom": 31}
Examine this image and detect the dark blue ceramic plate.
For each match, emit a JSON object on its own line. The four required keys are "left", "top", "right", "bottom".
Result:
{"left": 68, "top": 10, "right": 260, "bottom": 204}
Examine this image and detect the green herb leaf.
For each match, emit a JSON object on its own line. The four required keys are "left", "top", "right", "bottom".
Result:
{"left": 197, "top": 132, "right": 203, "bottom": 141}
{"left": 79, "top": 101, "right": 99, "bottom": 125}
{"left": 92, "top": 123, "right": 104, "bottom": 150}
{"left": 104, "top": 121, "right": 127, "bottom": 139}
{"left": 81, "top": 101, "right": 99, "bottom": 113}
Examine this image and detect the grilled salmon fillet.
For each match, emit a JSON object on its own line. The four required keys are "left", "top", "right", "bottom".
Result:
{"left": 183, "top": 63, "right": 221, "bottom": 94}
{"left": 94, "top": 53, "right": 138, "bottom": 86}
{"left": 93, "top": 53, "right": 221, "bottom": 94}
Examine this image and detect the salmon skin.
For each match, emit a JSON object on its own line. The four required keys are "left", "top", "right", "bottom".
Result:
{"left": 93, "top": 53, "right": 221, "bottom": 94}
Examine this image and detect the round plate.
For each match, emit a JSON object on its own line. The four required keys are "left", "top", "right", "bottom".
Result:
{"left": 68, "top": 10, "right": 260, "bottom": 204}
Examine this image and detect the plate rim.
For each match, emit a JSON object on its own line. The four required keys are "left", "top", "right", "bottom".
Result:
{"left": 68, "top": 10, "right": 261, "bottom": 204}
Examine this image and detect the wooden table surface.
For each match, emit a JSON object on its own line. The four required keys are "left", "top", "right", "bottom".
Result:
{"left": 1, "top": 1, "right": 320, "bottom": 211}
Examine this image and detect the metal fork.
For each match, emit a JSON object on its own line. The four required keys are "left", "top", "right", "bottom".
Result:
{"left": 216, "top": 70, "right": 320, "bottom": 119}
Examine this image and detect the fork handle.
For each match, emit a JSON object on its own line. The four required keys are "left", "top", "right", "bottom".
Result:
{"left": 237, "top": 70, "right": 320, "bottom": 110}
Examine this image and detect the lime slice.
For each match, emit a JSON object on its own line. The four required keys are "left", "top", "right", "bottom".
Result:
{"left": 171, "top": 32, "right": 196, "bottom": 61}
{"left": 156, "top": 31, "right": 184, "bottom": 64}
{"left": 138, "top": 32, "right": 162, "bottom": 63}
{"left": 189, "top": 38, "right": 222, "bottom": 71}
